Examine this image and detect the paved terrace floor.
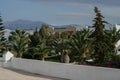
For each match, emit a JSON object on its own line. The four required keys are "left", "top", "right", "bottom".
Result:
{"left": 0, "top": 67, "right": 69, "bottom": 80}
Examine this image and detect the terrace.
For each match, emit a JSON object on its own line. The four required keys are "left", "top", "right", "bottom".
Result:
{"left": 0, "top": 51, "right": 120, "bottom": 80}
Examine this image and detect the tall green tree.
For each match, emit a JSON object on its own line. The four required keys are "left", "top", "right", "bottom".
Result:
{"left": 29, "top": 28, "right": 42, "bottom": 47}
{"left": 39, "top": 24, "right": 50, "bottom": 38}
{"left": 92, "top": 6, "right": 108, "bottom": 63}
{"left": 0, "top": 15, "right": 6, "bottom": 54}
{"left": 25, "top": 28, "right": 41, "bottom": 58}
{"left": 9, "top": 29, "right": 30, "bottom": 57}
{"left": 28, "top": 26, "right": 51, "bottom": 60}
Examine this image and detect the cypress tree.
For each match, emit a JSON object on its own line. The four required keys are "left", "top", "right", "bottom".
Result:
{"left": 0, "top": 15, "right": 6, "bottom": 54}
{"left": 92, "top": 6, "right": 108, "bottom": 63}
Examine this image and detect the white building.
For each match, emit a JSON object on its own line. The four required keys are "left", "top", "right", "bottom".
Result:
{"left": 115, "top": 24, "right": 120, "bottom": 54}
{"left": 115, "top": 24, "right": 120, "bottom": 31}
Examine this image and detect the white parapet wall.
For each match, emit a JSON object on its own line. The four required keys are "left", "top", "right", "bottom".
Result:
{"left": 0, "top": 58, "right": 3, "bottom": 66}
{"left": 6, "top": 58, "right": 120, "bottom": 80}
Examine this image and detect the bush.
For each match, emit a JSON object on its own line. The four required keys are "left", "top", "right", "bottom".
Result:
{"left": 104, "top": 54, "right": 120, "bottom": 68}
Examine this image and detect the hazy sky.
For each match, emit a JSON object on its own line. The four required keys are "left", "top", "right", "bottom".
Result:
{"left": 0, "top": 0, "right": 120, "bottom": 25}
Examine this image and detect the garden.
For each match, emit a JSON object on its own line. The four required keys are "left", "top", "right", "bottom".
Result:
{"left": 0, "top": 7, "right": 120, "bottom": 69}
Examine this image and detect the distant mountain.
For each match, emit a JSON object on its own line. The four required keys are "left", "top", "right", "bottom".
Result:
{"left": 3, "top": 19, "right": 89, "bottom": 30}
{"left": 4, "top": 19, "right": 47, "bottom": 30}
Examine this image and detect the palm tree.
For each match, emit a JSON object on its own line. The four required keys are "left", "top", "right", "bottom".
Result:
{"left": 63, "top": 49, "right": 70, "bottom": 63}
{"left": 105, "top": 27, "right": 120, "bottom": 54}
{"left": 60, "top": 33, "right": 71, "bottom": 63}
{"left": 33, "top": 40, "right": 48, "bottom": 61}
{"left": 9, "top": 29, "right": 30, "bottom": 57}
{"left": 70, "top": 29, "right": 93, "bottom": 64}
{"left": 50, "top": 33, "right": 71, "bottom": 63}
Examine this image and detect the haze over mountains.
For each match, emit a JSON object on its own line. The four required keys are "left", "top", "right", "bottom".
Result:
{"left": 3, "top": 19, "right": 86, "bottom": 30}
{"left": 3, "top": 19, "right": 113, "bottom": 38}
{"left": 4, "top": 20, "right": 47, "bottom": 30}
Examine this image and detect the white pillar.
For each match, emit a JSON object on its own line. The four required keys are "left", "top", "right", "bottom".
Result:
{"left": 3, "top": 51, "right": 13, "bottom": 62}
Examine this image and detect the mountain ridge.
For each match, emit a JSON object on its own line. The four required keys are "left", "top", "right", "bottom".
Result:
{"left": 4, "top": 19, "right": 47, "bottom": 30}
{"left": 3, "top": 19, "right": 87, "bottom": 30}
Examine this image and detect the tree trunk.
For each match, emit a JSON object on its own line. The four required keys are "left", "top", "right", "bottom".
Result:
{"left": 63, "top": 54, "right": 70, "bottom": 63}
{"left": 61, "top": 52, "right": 64, "bottom": 63}
{"left": 16, "top": 52, "right": 22, "bottom": 58}
{"left": 83, "top": 48, "right": 89, "bottom": 58}
{"left": 41, "top": 57, "right": 45, "bottom": 61}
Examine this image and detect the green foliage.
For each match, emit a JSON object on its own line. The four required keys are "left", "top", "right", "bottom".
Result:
{"left": 60, "top": 32, "right": 71, "bottom": 39}
{"left": 28, "top": 25, "right": 50, "bottom": 46}
{"left": 50, "top": 37, "right": 70, "bottom": 63}
{"left": 29, "top": 28, "right": 42, "bottom": 47}
{"left": 0, "top": 15, "right": 6, "bottom": 55}
{"left": 49, "top": 31, "right": 72, "bottom": 63}
{"left": 70, "top": 29, "right": 93, "bottom": 63}
{"left": 8, "top": 29, "right": 30, "bottom": 57}
{"left": 92, "top": 6, "right": 108, "bottom": 63}
{"left": 112, "top": 54, "right": 120, "bottom": 63}
{"left": 39, "top": 24, "right": 50, "bottom": 38}
{"left": 105, "top": 27, "right": 120, "bottom": 53}
{"left": 27, "top": 26, "right": 51, "bottom": 61}
{"left": 33, "top": 40, "right": 49, "bottom": 61}
{"left": 2, "top": 7, "right": 120, "bottom": 68}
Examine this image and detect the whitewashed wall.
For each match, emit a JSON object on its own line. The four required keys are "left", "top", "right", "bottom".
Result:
{"left": 0, "top": 58, "right": 3, "bottom": 66}
{"left": 9, "top": 58, "right": 120, "bottom": 80}
{"left": 0, "top": 58, "right": 2, "bottom": 60}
